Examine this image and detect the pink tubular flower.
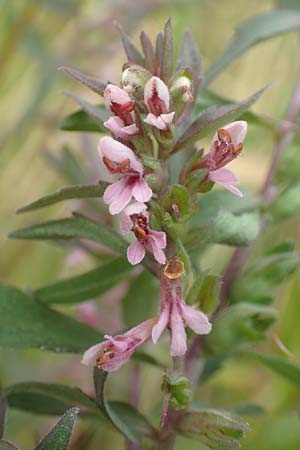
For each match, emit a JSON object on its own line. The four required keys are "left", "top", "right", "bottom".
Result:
{"left": 121, "top": 202, "right": 167, "bottom": 265}
{"left": 201, "top": 121, "right": 248, "bottom": 197}
{"left": 81, "top": 318, "right": 156, "bottom": 372}
{"left": 103, "top": 84, "right": 139, "bottom": 140}
{"left": 152, "top": 267, "right": 212, "bottom": 357}
{"left": 143, "top": 76, "right": 175, "bottom": 130}
{"left": 98, "top": 137, "right": 153, "bottom": 214}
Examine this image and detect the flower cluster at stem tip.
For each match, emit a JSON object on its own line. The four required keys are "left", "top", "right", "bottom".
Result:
{"left": 82, "top": 25, "right": 248, "bottom": 372}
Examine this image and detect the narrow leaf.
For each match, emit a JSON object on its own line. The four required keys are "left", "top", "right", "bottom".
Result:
{"left": 205, "top": 10, "right": 300, "bottom": 84}
{"left": 115, "top": 22, "right": 144, "bottom": 65}
{"left": 10, "top": 212, "right": 127, "bottom": 254}
{"left": 122, "top": 270, "right": 158, "bottom": 327}
{"left": 35, "top": 257, "right": 132, "bottom": 304}
{"left": 178, "top": 29, "right": 202, "bottom": 98}
{"left": 0, "top": 441, "right": 19, "bottom": 450}
{"left": 59, "top": 66, "right": 106, "bottom": 95}
{"left": 174, "top": 84, "right": 269, "bottom": 151}
{"left": 0, "top": 285, "right": 102, "bottom": 353}
{"left": 140, "top": 31, "right": 156, "bottom": 73}
{"left": 160, "top": 18, "right": 174, "bottom": 82}
{"left": 35, "top": 407, "right": 79, "bottom": 450}
{"left": 0, "top": 389, "right": 6, "bottom": 439}
{"left": 60, "top": 107, "right": 106, "bottom": 133}
{"left": 242, "top": 350, "right": 300, "bottom": 385}
{"left": 94, "top": 368, "right": 155, "bottom": 443}
{"left": 64, "top": 92, "right": 108, "bottom": 125}
{"left": 5, "top": 382, "right": 100, "bottom": 417}
{"left": 17, "top": 184, "right": 107, "bottom": 214}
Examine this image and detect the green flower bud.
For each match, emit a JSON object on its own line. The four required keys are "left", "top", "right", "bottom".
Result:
{"left": 121, "top": 65, "right": 151, "bottom": 100}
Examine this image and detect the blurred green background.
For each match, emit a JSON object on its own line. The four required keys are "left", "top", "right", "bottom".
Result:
{"left": 1, "top": 0, "right": 300, "bottom": 449}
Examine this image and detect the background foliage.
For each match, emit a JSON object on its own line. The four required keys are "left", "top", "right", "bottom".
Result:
{"left": 1, "top": 0, "right": 300, "bottom": 449}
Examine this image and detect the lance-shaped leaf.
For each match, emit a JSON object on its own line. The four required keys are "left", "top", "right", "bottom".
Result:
{"left": 64, "top": 92, "right": 108, "bottom": 127}
{"left": 173, "top": 85, "right": 268, "bottom": 152}
{"left": 35, "top": 257, "right": 132, "bottom": 304}
{"left": 35, "top": 407, "right": 79, "bottom": 450}
{"left": 0, "top": 389, "right": 6, "bottom": 439}
{"left": 115, "top": 22, "right": 144, "bottom": 65}
{"left": 94, "top": 369, "right": 156, "bottom": 443}
{"left": 122, "top": 270, "right": 158, "bottom": 327}
{"left": 177, "top": 407, "right": 250, "bottom": 449}
{"left": 187, "top": 211, "right": 260, "bottom": 248}
{"left": 140, "top": 31, "right": 156, "bottom": 73}
{"left": 0, "top": 441, "right": 19, "bottom": 450}
{"left": 205, "top": 10, "right": 300, "bottom": 84}
{"left": 207, "top": 303, "right": 277, "bottom": 354}
{"left": 5, "top": 382, "right": 100, "bottom": 417}
{"left": 178, "top": 29, "right": 202, "bottom": 100}
{"left": 10, "top": 212, "right": 127, "bottom": 254}
{"left": 17, "top": 184, "right": 107, "bottom": 214}
{"left": 0, "top": 285, "right": 102, "bottom": 353}
{"left": 59, "top": 66, "right": 106, "bottom": 95}
{"left": 60, "top": 107, "right": 106, "bottom": 133}
{"left": 160, "top": 18, "right": 174, "bottom": 82}
{"left": 241, "top": 350, "right": 300, "bottom": 385}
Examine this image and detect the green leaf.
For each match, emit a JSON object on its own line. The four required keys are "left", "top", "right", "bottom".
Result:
{"left": 17, "top": 184, "right": 107, "bottom": 214}
{"left": 160, "top": 18, "right": 174, "bottom": 82}
{"left": 59, "top": 66, "right": 105, "bottom": 95}
{"left": 122, "top": 270, "right": 158, "bottom": 327}
{"left": 10, "top": 212, "right": 127, "bottom": 254}
{"left": 207, "top": 303, "right": 277, "bottom": 354}
{"left": 140, "top": 31, "right": 156, "bottom": 73}
{"left": 177, "top": 407, "right": 250, "bottom": 449}
{"left": 0, "top": 441, "right": 19, "bottom": 450}
{"left": 174, "top": 85, "right": 268, "bottom": 151}
{"left": 94, "top": 369, "right": 155, "bottom": 443}
{"left": 35, "top": 407, "right": 79, "bottom": 450}
{"left": 0, "top": 389, "right": 6, "bottom": 439}
{"left": 116, "top": 22, "right": 144, "bottom": 65}
{"left": 178, "top": 29, "right": 202, "bottom": 100}
{"left": 226, "top": 403, "right": 265, "bottom": 417}
{"left": 188, "top": 211, "right": 260, "bottom": 248}
{"left": 241, "top": 350, "right": 300, "bottom": 385}
{"left": 190, "top": 188, "right": 261, "bottom": 228}
{"left": 5, "top": 382, "right": 99, "bottom": 417}
{"left": 205, "top": 10, "right": 300, "bottom": 84}
{"left": 60, "top": 107, "right": 106, "bottom": 132}
{"left": 0, "top": 285, "right": 102, "bottom": 353}
{"left": 64, "top": 92, "right": 108, "bottom": 127}
{"left": 35, "top": 257, "right": 132, "bottom": 304}
{"left": 162, "top": 371, "right": 192, "bottom": 409}
{"left": 161, "top": 185, "right": 192, "bottom": 219}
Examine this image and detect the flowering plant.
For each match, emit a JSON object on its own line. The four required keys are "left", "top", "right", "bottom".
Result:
{"left": 1, "top": 16, "right": 300, "bottom": 450}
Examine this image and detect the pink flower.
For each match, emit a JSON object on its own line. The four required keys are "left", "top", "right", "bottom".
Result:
{"left": 81, "top": 318, "right": 156, "bottom": 372}
{"left": 152, "top": 271, "right": 212, "bottom": 357}
{"left": 98, "top": 137, "right": 153, "bottom": 214}
{"left": 144, "top": 76, "right": 175, "bottom": 131}
{"left": 121, "top": 202, "right": 167, "bottom": 265}
{"left": 201, "top": 121, "right": 248, "bottom": 197}
{"left": 103, "top": 84, "right": 139, "bottom": 140}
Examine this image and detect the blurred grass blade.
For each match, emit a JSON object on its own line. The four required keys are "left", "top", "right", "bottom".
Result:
{"left": 60, "top": 106, "right": 106, "bottom": 132}
{"left": 0, "top": 285, "right": 102, "bottom": 353}
{"left": 115, "top": 22, "right": 144, "bottom": 65}
{"left": 59, "top": 66, "right": 106, "bottom": 95}
{"left": 35, "top": 257, "right": 132, "bottom": 304}
{"left": 35, "top": 407, "right": 79, "bottom": 450}
{"left": 205, "top": 10, "right": 300, "bottom": 85}
{"left": 10, "top": 212, "right": 127, "bottom": 254}
{"left": 160, "top": 18, "right": 174, "bottom": 82}
{"left": 5, "top": 383, "right": 100, "bottom": 417}
{"left": 0, "top": 389, "right": 6, "bottom": 439}
{"left": 242, "top": 349, "right": 300, "bottom": 385}
{"left": 93, "top": 369, "right": 155, "bottom": 443}
{"left": 64, "top": 92, "right": 108, "bottom": 126}
{"left": 17, "top": 183, "right": 107, "bottom": 214}
{"left": 174, "top": 85, "right": 269, "bottom": 151}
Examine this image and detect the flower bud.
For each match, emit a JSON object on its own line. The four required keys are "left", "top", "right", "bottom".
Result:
{"left": 122, "top": 65, "right": 151, "bottom": 100}
{"left": 170, "top": 75, "right": 193, "bottom": 104}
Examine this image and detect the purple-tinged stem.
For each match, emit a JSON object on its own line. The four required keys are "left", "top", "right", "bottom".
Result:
{"left": 126, "top": 363, "right": 141, "bottom": 450}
